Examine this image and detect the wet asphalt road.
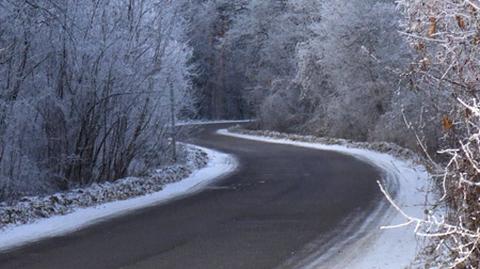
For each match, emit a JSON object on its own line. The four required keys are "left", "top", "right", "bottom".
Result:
{"left": 0, "top": 123, "right": 381, "bottom": 269}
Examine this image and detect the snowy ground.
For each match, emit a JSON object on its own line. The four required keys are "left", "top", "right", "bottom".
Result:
{"left": 218, "top": 128, "right": 429, "bottom": 269}
{"left": 0, "top": 145, "right": 209, "bottom": 228}
{"left": 176, "top": 119, "right": 253, "bottom": 126}
{"left": 0, "top": 145, "right": 238, "bottom": 252}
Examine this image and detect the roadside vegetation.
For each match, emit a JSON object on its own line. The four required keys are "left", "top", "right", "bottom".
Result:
{"left": 394, "top": 0, "right": 480, "bottom": 267}
{"left": 0, "top": 0, "right": 195, "bottom": 202}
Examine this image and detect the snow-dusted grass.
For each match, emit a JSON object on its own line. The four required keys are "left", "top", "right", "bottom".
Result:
{"left": 0, "top": 146, "right": 238, "bottom": 252}
{"left": 218, "top": 128, "right": 429, "bottom": 269}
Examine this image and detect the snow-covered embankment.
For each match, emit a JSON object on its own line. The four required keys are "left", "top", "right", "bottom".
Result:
{"left": 0, "top": 145, "right": 238, "bottom": 252}
{"left": 218, "top": 128, "right": 429, "bottom": 269}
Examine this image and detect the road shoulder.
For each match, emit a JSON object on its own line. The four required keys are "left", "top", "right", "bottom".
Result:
{"left": 218, "top": 128, "right": 430, "bottom": 269}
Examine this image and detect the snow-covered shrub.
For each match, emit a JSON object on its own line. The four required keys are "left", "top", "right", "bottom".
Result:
{"left": 258, "top": 80, "right": 306, "bottom": 132}
{"left": 387, "top": 0, "right": 480, "bottom": 267}
{"left": 0, "top": 145, "right": 208, "bottom": 228}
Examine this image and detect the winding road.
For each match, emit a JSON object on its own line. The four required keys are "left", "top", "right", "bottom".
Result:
{"left": 0, "top": 123, "right": 383, "bottom": 269}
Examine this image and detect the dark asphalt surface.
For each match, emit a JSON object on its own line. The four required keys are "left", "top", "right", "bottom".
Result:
{"left": 0, "top": 123, "right": 382, "bottom": 269}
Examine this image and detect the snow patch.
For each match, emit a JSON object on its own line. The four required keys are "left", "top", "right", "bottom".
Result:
{"left": 0, "top": 145, "right": 208, "bottom": 228}
{"left": 218, "top": 128, "right": 428, "bottom": 269}
{"left": 0, "top": 146, "right": 238, "bottom": 252}
{"left": 176, "top": 119, "right": 253, "bottom": 126}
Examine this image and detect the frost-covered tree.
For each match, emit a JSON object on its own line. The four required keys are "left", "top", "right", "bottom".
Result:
{"left": 0, "top": 0, "right": 195, "bottom": 201}
{"left": 250, "top": 0, "right": 416, "bottom": 142}
{"left": 187, "top": 0, "right": 311, "bottom": 119}
{"left": 187, "top": 0, "right": 447, "bottom": 152}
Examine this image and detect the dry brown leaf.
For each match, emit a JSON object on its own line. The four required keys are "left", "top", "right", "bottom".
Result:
{"left": 456, "top": 15, "right": 466, "bottom": 29}
{"left": 442, "top": 115, "right": 454, "bottom": 130}
{"left": 428, "top": 17, "right": 437, "bottom": 37}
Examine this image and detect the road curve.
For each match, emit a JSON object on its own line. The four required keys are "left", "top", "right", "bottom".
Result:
{"left": 0, "top": 123, "right": 382, "bottom": 269}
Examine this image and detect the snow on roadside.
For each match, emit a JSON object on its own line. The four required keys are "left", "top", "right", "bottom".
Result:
{"left": 0, "top": 145, "right": 208, "bottom": 228}
{"left": 0, "top": 145, "right": 238, "bottom": 252}
{"left": 218, "top": 128, "right": 429, "bottom": 269}
{"left": 175, "top": 119, "right": 253, "bottom": 126}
